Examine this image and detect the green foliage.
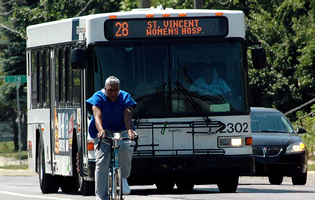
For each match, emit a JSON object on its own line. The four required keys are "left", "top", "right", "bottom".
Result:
{"left": 294, "top": 104, "right": 315, "bottom": 158}
{"left": 246, "top": 0, "right": 314, "bottom": 113}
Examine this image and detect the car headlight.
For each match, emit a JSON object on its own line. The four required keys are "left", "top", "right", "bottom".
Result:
{"left": 286, "top": 142, "right": 306, "bottom": 153}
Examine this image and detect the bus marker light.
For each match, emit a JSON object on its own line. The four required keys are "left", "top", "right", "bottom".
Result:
{"left": 215, "top": 12, "right": 224, "bottom": 16}
{"left": 41, "top": 127, "right": 45, "bottom": 131}
{"left": 162, "top": 14, "right": 170, "bottom": 17}
{"left": 87, "top": 141, "right": 94, "bottom": 151}
{"left": 178, "top": 13, "right": 186, "bottom": 17}
{"left": 146, "top": 14, "right": 154, "bottom": 18}
{"left": 245, "top": 137, "right": 253, "bottom": 145}
{"left": 109, "top": 15, "right": 117, "bottom": 19}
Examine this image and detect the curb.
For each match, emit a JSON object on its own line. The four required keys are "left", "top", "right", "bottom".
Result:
{"left": 0, "top": 168, "right": 37, "bottom": 176}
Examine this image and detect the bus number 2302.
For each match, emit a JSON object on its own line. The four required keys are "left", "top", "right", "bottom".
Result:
{"left": 214, "top": 122, "right": 249, "bottom": 134}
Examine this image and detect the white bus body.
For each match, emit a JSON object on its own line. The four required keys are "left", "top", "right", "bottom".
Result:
{"left": 27, "top": 8, "right": 257, "bottom": 194}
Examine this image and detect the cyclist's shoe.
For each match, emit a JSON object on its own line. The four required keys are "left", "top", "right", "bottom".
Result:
{"left": 122, "top": 178, "right": 131, "bottom": 195}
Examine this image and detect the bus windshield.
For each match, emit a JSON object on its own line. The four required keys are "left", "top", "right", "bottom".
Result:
{"left": 90, "top": 40, "right": 248, "bottom": 118}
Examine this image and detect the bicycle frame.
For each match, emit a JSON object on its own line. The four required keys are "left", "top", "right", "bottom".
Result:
{"left": 97, "top": 129, "right": 138, "bottom": 200}
{"left": 108, "top": 132, "right": 123, "bottom": 200}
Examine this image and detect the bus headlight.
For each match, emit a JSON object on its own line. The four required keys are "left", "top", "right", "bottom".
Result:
{"left": 218, "top": 137, "right": 243, "bottom": 147}
{"left": 286, "top": 142, "right": 306, "bottom": 153}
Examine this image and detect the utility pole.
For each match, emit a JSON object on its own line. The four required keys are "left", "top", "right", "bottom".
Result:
{"left": 194, "top": 0, "right": 203, "bottom": 9}
{"left": 139, "top": 0, "right": 151, "bottom": 8}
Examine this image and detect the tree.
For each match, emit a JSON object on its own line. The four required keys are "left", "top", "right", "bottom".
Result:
{"left": 0, "top": 0, "right": 123, "bottom": 150}
{"left": 246, "top": 0, "right": 314, "bottom": 117}
{"left": 294, "top": 104, "right": 315, "bottom": 158}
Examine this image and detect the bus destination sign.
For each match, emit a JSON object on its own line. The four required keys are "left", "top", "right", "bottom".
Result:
{"left": 104, "top": 17, "right": 228, "bottom": 40}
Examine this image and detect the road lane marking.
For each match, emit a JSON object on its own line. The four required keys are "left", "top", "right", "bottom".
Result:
{"left": 0, "top": 190, "right": 74, "bottom": 200}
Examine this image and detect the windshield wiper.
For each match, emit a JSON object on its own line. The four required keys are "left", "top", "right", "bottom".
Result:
{"left": 174, "top": 81, "right": 211, "bottom": 122}
{"left": 258, "top": 130, "right": 288, "bottom": 133}
{"left": 134, "top": 82, "right": 167, "bottom": 125}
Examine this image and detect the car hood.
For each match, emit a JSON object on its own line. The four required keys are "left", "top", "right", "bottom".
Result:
{"left": 252, "top": 133, "right": 303, "bottom": 146}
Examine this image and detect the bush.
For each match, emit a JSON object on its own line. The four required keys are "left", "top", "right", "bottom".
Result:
{"left": 294, "top": 105, "right": 315, "bottom": 159}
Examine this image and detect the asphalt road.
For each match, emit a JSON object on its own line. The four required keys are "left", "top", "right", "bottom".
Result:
{"left": 0, "top": 174, "right": 315, "bottom": 200}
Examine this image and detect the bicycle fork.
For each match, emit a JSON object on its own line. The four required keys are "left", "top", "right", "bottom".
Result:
{"left": 109, "top": 142, "right": 122, "bottom": 200}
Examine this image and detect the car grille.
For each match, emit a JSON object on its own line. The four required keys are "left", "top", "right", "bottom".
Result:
{"left": 253, "top": 147, "right": 283, "bottom": 157}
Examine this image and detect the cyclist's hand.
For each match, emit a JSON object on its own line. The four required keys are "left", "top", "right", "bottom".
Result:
{"left": 97, "top": 130, "right": 105, "bottom": 140}
{"left": 128, "top": 129, "right": 138, "bottom": 141}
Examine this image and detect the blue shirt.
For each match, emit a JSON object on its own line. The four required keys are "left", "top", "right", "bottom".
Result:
{"left": 189, "top": 77, "right": 231, "bottom": 96}
{"left": 86, "top": 89, "right": 137, "bottom": 138}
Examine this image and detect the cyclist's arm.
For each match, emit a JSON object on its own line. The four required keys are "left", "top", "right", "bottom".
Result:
{"left": 124, "top": 106, "right": 135, "bottom": 139}
{"left": 92, "top": 105, "right": 104, "bottom": 138}
{"left": 124, "top": 106, "right": 133, "bottom": 130}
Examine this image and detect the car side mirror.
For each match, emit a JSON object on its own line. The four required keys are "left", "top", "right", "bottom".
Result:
{"left": 71, "top": 48, "right": 87, "bottom": 70}
{"left": 251, "top": 47, "right": 267, "bottom": 69}
{"left": 296, "top": 127, "right": 307, "bottom": 134}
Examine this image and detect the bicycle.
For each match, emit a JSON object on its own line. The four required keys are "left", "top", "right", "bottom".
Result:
{"left": 97, "top": 129, "right": 138, "bottom": 200}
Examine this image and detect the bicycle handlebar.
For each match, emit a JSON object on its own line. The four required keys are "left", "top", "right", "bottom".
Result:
{"left": 97, "top": 130, "right": 139, "bottom": 151}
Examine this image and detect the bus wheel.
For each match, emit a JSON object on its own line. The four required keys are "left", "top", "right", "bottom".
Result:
{"left": 217, "top": 176, "right": 239, "bottom": 193}
{"left": 79, "top": 176, "right": 95, "bottom": 196}
{"left": 176, "top": 181, "right": 194, "bottom": 191}
{"left": 60, "top": 176, "right": 79, "bottom": 193}
{"left": 155, "top": 179, "right": 175, "bottom": 192}
{"left": 268, "top": 175, "right": 283, "bottom": 185}
{"left": 38, "top": 143, "right": 59, "bottom": 193}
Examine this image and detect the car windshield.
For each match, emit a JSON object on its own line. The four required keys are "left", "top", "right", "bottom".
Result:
{"left": 251, "top": 111, "right": 295, "bottom": 134}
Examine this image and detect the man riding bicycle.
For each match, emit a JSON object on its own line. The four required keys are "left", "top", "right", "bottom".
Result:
{"left": 86, "top": 76, "right": 137, "bottom": 200}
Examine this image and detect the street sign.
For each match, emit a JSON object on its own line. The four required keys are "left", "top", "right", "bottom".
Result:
{"left": 4, "top": 75, "right": 27, "bottom": 83}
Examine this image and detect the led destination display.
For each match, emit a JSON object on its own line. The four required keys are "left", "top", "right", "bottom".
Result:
{"left": 104, "top": 17, "right": 228, "bottom": 40}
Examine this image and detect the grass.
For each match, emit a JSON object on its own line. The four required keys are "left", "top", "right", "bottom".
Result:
{"left": 0, "top": 141, "right": 29, "bottom": 169}
{"left": 0, "top": 141, "right": 28, "bottom": 158}
{"left": 309, "top": 164, "right": 315, "bottom": 171}
{"left": 0, "top": 164, "right": 29, "bottom": 170}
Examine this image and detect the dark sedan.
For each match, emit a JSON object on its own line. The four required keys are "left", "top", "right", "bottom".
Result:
{"left": 251, "top": 107, "right": 307, "bottom": 185}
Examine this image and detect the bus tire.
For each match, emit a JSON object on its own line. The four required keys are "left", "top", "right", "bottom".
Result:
{"left": 176, "top": 181, "right": 194, "bottom": 191}
{"left": 217, "top": 176, "right": 239, "bottom": 193}
{"left": 38, "top": 143, "right": 59, "bottom": 193}
{"left": 60, "top": 131, "right": 79, "bottom": 193}
{"left": 268, "top": 175, "right": 283, "bottom": 185}
{"left": 80, "top": 177, "right": 95, "bottom": 196}
{"left": 155, "top": 179, "right": 175, "bottom": 192}
{"left": 60, "top": 176, "right": 79, "bottom": 193}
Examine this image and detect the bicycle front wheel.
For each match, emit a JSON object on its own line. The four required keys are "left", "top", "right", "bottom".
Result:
{"left": 109, "top": 168, "right": 122, "bottom": 200}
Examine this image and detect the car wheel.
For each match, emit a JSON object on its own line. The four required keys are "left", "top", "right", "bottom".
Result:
{"left": 268, "top": 176, "right": 283, "bottom": 185}
{"left": 292, "top": 173, "right": 307, "bottom": 185}
{"left": 217, "top": 176, "right": 239, "bottom": 193}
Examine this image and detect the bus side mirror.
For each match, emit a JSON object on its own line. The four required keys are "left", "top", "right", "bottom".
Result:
{"left": 251, "top": 47, "right": 267, "bottom": 69}
{"left": 71, "top": 48, "right": 87, "bottom": 70}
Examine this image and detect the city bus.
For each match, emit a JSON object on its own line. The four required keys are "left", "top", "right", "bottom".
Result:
{"left": 27, "top": 7, "right": 266, "bottom": 195}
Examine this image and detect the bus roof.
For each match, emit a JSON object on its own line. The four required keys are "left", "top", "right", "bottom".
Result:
{"left": 26, "top": 8, "right": 245, "bottom": 48}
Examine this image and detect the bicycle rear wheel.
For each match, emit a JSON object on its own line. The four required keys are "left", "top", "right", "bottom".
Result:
{"left": 108, "top": 168, "right": 122, "bottom": 200}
